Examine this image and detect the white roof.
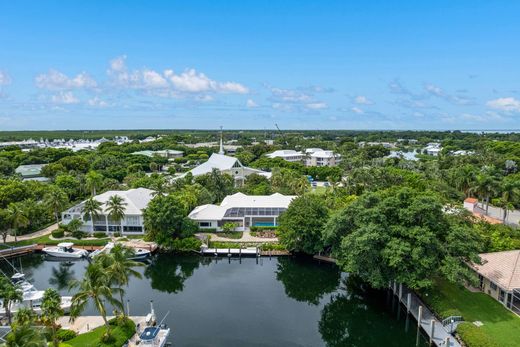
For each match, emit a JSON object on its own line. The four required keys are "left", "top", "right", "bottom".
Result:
{"left": 309, "top": 150, "right": 338, "bottom": 158}
{"left": 266, "top": 150, "right": 304, "bottom": 158}
{"left": 189, "top": 153, "right": 241, "bottom": 176}
{"left": 189, "top": 192, "right": 296, "bottom": 220}
{"left": 67, "top": 188, "right": 154, "bottom": 215}
{"left": 305, "top": 148, "right": 323, "bottom": 154}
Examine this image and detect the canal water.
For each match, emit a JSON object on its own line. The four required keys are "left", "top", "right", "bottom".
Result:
{"left": 3, "top": 254, "right": 429, "bottom": 347}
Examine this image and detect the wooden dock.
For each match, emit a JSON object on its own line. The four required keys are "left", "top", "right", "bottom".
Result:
{"left": 390, "top": 282, "right": 461, "bottom": 347}
{"left": 0, "top": 244, "right": 38, "bottom": 258}
{"left": 313, "top": 254, "right": 337, "bottom": 264}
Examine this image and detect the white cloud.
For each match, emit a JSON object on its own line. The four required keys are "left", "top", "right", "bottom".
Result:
{"left": 51, "top": 91, "right": 79, "bottom": 104}
{"left": 246, "top": 99, "right": 258, "bottom": 108}
{"left": 35, "top": 69, "right": 97, "bottom": 90}
{"left": 486, "top": 97, "right": 520, "bottom": 112}
{"left": 424, "top": 83, "right": 472, "bottom": 105}
{"left": 107, "top": 56, "right": 248, "bottom": 95}
{"left": 87, "top": 96, "right": 108, "bottom": 108}
{"left": 306, "top": 102, "right": 327, "bottom": 110}
{"left": 0, "top": 71, "right": 11, "bottom": 86}
{"left": 351, "top": 107, "right": 364, "bottom": 114}
{"left": 354, "top": 95, "right": 373, "bottom": 105}
{"left": 270, "top": 87, "right": 311, "bottom": 102}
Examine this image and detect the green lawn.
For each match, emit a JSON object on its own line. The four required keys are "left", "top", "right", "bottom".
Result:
{"left": 2, "top": 235, "right": 111, "bottom": 248}
{"left": 62, "top": 318, "right": 135, "bottom": 347}
{"left": 421, "top": 278, "right": 520, "bottom": 347}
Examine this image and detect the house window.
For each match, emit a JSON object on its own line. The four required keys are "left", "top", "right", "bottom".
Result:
{"left": 199, "top": 222, "right": 211, "bottom": 227}
{"left": 490, "top": 282, "right": 498, "bottom": 291}
{"left": 479, "top": 275, "right": 484, "bottom": 289}
{"left": 123, "top": 226, "right": 143, "bottom": 232}
{"left": 499, "top": 289, "right": 506, "bottom": 303}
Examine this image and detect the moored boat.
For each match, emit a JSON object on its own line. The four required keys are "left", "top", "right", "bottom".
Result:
{"left": 42, "top": 242, "right": 88, "bottom": 259}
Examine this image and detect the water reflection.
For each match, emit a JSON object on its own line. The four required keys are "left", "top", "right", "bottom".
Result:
{"left": 144, "top": 255, "right": 210, "bottom": 293}
{"left": 319, "top": 277, "right": 428, "bottom": 347}
{"left": 48, "top": 262, "right": 75, "bottom": 290}
{"left": 275, "top": 256, "right": 341, "bottom": 305}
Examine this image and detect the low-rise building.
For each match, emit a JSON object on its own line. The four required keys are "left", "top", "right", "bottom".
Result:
{"left": 189, "top": 192, "right": 296, "bottom": 231}
{"left": 470, "top": 250, "right": 520, "bottom": 314}
{"left": 61, "top": 188, "right": 154, "bottom": 235}
{"left": 132, "top": 149, "right": 184, "bottom": 160}
{"left": 15, "top": 164, "right": 48, "bottom": 181}
{"left": 305, "top": 148, "right": 342, "bottom": 167}
{"left": 266, "top": 150, "right": 305, "bottom": 163}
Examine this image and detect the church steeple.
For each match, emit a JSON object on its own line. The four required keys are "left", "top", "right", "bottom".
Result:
{"left": 218, "top": 126, "right": 224, "bottom": 155}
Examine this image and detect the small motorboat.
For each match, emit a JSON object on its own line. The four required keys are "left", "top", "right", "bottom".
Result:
{"left": 128, "top": 247, "right": 151, "bottom": 260}
{"left": 139, "top": 326, "right": 171, "bottom": 347}
{"left": 42, "top": 242, "right": 88, "bottom": 259}
{"left": 88, "top": 242, "right": 115, "bottom": 258}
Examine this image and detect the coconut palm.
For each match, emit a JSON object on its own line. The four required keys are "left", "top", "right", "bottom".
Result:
{"left": 469, "top": 173, "right": 499, "bottom": 214}
{"left": 69, "top": 262, "right": 123, "bottom": 337}
{"left": 41, "top": 288, "right": 63, "bottom": 347}
{"left": 498, "top": 179, "right": 520, "bottom": 222}
{"left": 0, "top": 276, "right": 23, "bottom": 324}
{"left": 6, "top": 203, "right": 29, "bottom": 243}
{"left": 82, "top": 197, "right": 103, "bottom": 233}
{"left": 85, "top": 171, "right": 104, "bottom": 197}
{"left": 97, "top": 244, "right": 143, "bottom": 317}
{"left": 106, "top": 195, "right": 127, "bottom": 233}
{"left": 6, "top": 307, "right": 46, "bottom": 347}
{"left": 44, "top": 186, "right": 68, "bottom": 224}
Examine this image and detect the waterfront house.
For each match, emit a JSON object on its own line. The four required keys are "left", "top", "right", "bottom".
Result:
{"left": 61, "top": 188, "right": 154, "bottom": 235}
{"left": 470, "top": 250, "right": 520, "bottom": 314}
{"left": 189, "top": 192, "right": 296, "bottom": 231}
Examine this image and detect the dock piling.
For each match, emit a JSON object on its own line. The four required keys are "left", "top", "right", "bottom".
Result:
{"left": 406, "top": 293, "right": 411, "bottom": 313}
{"left": 417, "top": 306, "right": 423, "bottom": 327}
{"left": 429, "top": 320, "right": 435, "bottom": 345}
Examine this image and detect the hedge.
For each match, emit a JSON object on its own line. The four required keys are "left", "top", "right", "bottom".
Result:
{"left": 57, "top": 329, "right": 77, "bottom": 341}
{"left": 250, "top": 226, "right": 278, "bottom": 232}
{"left": 51, "top": 229, "right": 65, "bottom": 238}
{"left": 93, "top": 232, "right": 107, "bottom": 239}
{"left": 456, "top": 322, "right": 499, "bottom": 347}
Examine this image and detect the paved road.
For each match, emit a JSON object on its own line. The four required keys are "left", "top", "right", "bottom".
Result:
{"left": 475, "top": 204, "right": 520, "bottom": 226}
{"left": 4, "top": 223, "right": 58, "bottom": 243}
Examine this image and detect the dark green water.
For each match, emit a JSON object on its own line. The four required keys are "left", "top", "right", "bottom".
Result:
{"left": 3, "top": 254, "right": 429, "bottom": 347}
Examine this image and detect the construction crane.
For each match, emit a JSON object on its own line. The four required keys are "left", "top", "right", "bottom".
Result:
{"left": 275, "top": 123, "right": 289, "bottom": 146}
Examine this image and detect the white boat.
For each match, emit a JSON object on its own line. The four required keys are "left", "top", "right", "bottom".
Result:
{"left": 0, "top": 273, "right": 72, "bottom": 315}
{"left": 42, "top": 242, "right": 88, "bottom": 259}
{"left": 139, "top": 326, "right": 170, "bottom": 347}
{"left": 89, "top": 242, "right": 151, "bottom": 260}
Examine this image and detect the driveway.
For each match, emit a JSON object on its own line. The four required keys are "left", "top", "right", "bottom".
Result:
{"left": 4, "top": 223, "right": 58, "bottom": 243}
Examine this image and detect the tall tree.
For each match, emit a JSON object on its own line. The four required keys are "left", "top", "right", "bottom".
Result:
{"left": 69, "top": 262, "right": 123, "bottom": 337}
{"left": 496, "top": 179, "right": 520, "bottom": 222}
{"left": 0, "top": 209, "right": 11, "bottom": 243}
{"left": 0, "top": 276, "right": 23, "bottom": 324}
{"left": 105, "top": 195, "right": 127, "bottom": 233}
{"left": 85, "top": 170, "right": 104, "bottom": 196}
{"left": 5, "top": 308, "right": 47, "bottom": 347}
{"left": 97, "top": 244, "right": 143, "bottom": 317}
{"left": 469, "top": 173, "right": 499, "bottom": 214}
{"left": 7, "top": 203, "right": 29, "bottom": 242}
{"left": 41, "top": 288, "right": 63, "bottom": 347}
{"left": 82, "top": 197, "right": 103, "bottom": 233}
{"left": 44, "top": 186, "right": 68, "bottom": 224}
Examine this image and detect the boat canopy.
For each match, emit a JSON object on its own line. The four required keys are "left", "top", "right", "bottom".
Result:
{"left": 140, "top": 327, "right": 160, "bottom": 341}
{"left": 57, "top": 242, "right": 74, "bottom": 248}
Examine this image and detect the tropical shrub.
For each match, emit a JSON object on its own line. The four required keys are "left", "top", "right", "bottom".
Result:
{"left": 51, "top": 229, "right": 64, "bottom": 238}
{"left": 93, "top": 232, "right": 107, "bottom": 239}
{"left": 57, "top": 328, "right": 77, "bottom": 341}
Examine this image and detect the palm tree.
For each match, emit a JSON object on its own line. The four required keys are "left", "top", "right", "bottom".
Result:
{"left": 98, "top": 244, "right": 143, "bottom": 317}
{"left": 6, "top": 308, "right": 47, "bottom": 347}
{"left": 85, "top": 171, "right": 104, "bottom": 196}
{"left": 69, "top": 262, "right": 123, "bottom": 337}
{"left": 469, "top": 173, "right": 499, "bottom": 214}
{"left": 44, "top": 186, "right": 68, "bottom": 224}
{"left": 498, "top": 179, "right": 520, "bottom": 222}
{"left": 41, "top": 288, "right": 63, "bottom": 347}
{"left": 6, "top": 203, "right": 29, "bottom": 243}
{"left": 0, "top": 276, "right": 23, "bottom": 324}
{"left": 82, "top": 197, "right": 102, "bottom": 233}
{"left": 106, "top": 195, "right": 127, "bottom": 233}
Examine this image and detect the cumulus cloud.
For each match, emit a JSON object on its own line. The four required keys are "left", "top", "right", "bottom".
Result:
{"left": 270, "top": 87, "right": 311, "bottom": 103}
{"left": 306, "top": 102, "right": 327, "bottom": 110}
{"left": 35, "top": 69, "right": 97, "bottom": 90}
{"left": 246, "top": 99, "right": 258, "bottom": 108}
{"left": 486, "top": 97, "right": 520, "bottom": 112}
{"left": 51, "top": 91, "right": 79, "bottom": 104}
{"left": 351, "top": 107, "right": 364, "bottom": 114}
{"left": 107, "top": 56, "right": 248, "bottom": 95}
{"left": 354, "top": 95, "right": 373, "bottom": 105}
{"left": 424, "top": 83, "right": 472, "bottom": 105}
{"left": 87, "top": 96, "right": 109, "bottom": 108}
{"left": 0, "top": 71, "right": 11, "bottom": 86}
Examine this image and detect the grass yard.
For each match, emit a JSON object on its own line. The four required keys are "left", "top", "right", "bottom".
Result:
{"left": 3, "top": 235, "right": 111, "bottom": 248}
{"left": 421, "top": 278, "right": 520, "bottom": 347}
{"left": 62, "top": 318, "right": 135, "bottom": 347}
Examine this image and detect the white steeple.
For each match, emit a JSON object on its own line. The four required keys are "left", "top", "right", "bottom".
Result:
{"left": 218, "top": 126, "right": 224, "bottom": 155}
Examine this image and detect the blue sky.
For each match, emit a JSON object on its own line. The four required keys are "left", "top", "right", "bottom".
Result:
{"left": 1, "top": 1, "right": 519, "bottom": 130}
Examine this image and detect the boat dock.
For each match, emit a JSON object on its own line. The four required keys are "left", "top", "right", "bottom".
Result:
{"left": 0, "top": 244, "right": 38, "bottom": 258}
{"left": 390, "top": 281, "right": 462, "bottom": 347}
{"left": 313, "top": 254, "right": 337, "bottom": 263}
{"left": 201, "top": 246, "right": 290, "bottom": 257}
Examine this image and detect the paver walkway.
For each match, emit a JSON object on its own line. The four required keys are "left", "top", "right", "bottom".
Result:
{"left": 197, "top": 231, "right": 278, "bottom": 243}
{"left": 4, "top": 223, "right": 58, "bottom": 243}
{"left": 58, "top": 315, "right": 146, "bottom": 334}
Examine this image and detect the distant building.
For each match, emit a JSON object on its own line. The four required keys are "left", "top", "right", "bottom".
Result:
{"left": 61, "top": 188, "right": 154, "bottom": 235}
{"left": 470, "top": 250, "right": 520, "bottom": 314}
{"left": 305, "top": 148, "right": 342, "bottom": 167}
{"left": 423, "top": 142, "right": 442, "bottom": 156}
{"left": 189, "top": 192, "right": 296, "bottom": 231}
{"left": 463, "top": 197, "right": 502, "bottom": 224}
{"left": 358, "top": 141, "right": 397, "bottom": 148}
{"left": 15, "top": 164, "right": 48, "bottom": 181}
{"left": 266, "top": 150, "right": 305, "bottom": 163}
{"left": 132, "top": 149, "right": 184, "bottom": 160}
